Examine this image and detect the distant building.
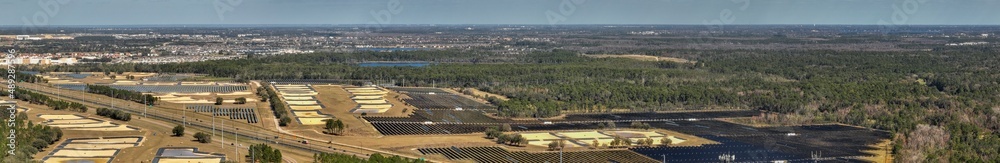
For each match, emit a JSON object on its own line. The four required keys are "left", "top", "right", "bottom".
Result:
{"left": 0, "top": 57, "right": 78, "bottom": 65}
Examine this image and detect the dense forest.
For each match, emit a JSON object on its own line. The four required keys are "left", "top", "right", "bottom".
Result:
{"left": 0, "top": 111, "right": 64, "bottom": 163}
{"left": 47, "top": 47, "right": 1000, "bottom": 162}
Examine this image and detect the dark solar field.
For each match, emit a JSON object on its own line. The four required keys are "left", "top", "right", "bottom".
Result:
{"left": 632, "top": 120, "right": 890, "bottom": 162}
{"left": 56, "top": 84, "right": 247, "bottom": 93}
{"left": 186, "top": 105, "right": 260, "bottom": 123}
{"left": 419, "top": 146, "right": 659, "bottom": 163}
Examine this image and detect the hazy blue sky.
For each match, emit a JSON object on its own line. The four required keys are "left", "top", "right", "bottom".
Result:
{"left": 1, "top": 0, "right": 998, "bottom": 25}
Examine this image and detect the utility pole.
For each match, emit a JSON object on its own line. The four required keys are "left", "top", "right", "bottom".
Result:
{"left": 182, "top": 104, "right": 186, "bottom": 128}
{"left": 222, "top": 118, "right": 225, "bottom": 149}
{"left": 212, "top": 108, "right": 215, "bottom": 138}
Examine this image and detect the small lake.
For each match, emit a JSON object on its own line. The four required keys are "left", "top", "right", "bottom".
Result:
{"left": 358, "top": 62, "right": 431, "bottom": 67}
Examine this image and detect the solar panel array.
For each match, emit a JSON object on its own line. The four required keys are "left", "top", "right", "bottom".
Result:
{"left": 418, "top": 146, "right": 658, "bottom": 163}
{"left": 185, "top": 105, "right": 260, "bottom": 123}
{"left": 56, "top": 84, "right": 247, "bottom": 93}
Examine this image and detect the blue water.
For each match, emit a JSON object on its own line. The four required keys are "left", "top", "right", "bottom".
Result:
{"left": 359, "top": 62, "right": 430, "bottom": 67}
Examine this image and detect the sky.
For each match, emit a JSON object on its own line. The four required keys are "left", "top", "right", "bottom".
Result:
{"left": 1, "top": 0, "right": 998, "bottom": 25}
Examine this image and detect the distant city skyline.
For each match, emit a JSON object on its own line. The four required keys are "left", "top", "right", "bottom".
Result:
{"left": 1, "top": 0, "right": 998, "bottom": 26}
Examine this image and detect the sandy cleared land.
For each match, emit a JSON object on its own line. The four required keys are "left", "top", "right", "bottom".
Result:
{"left": 585, "top": 54, "right": 696, "bottom": 63}
{"left": 173, "top": 92, "right": 211, "bottom": 96}
{"left": 358, "top": 104, "right": 392, "bottom": 109}
{"left": 112, "top": 81, "right": 139, "bottom": 85}
{"left": 62, "top": 143, "right": 139, "bottom": 149}
{"left": 529, "top": 140, "right": 581, "bottom": 147}
{"left": 287, "top": 100, "right": 319, "bottom": 105}
{"left": 293, "top": 111, "right": 331, "bottom": 118}
{"left": 156, "top": 158, "right": 224, "bottom": 163}
{"left": 345, "top": 87, "right": 378, "bottom": 90}
{"left": 521, "top": 132, "right": 562, "bottom": 140}
{"left": 283, "top": 96, "right": 315, "bottom": 100}
{"left": 40, "top": 114, "right": 138, "bottom": 131}
{"left": 216, "top": 91, "right": 253, "bottom": 96}
{"left": 47, "top": 119, "right": 101, "bottom": 124}
{"left": 52, "top": 149, "right": 122, "bottom": 157}
{"left": 351, "top": 95, "right": 383, "bottom": 100}
{"left": 604, "top": 130, "right": 665, "bottom": 138}
{"left": 354, "top": 99, "right": 388, "bottom": 104}
{"left": 42, "top": 157, "right": 112, "bottom": 163}
{"left": 40, "top": 114, "right": 86, "bottom": 119}
{"left": 70, "top": 137, "right": 142, "bottom": 143}
{"left": 346, "top": 89, "right": 384, "bottom": 93}
{"left": 282, "top": 92, "right": 318, "bottom": 96}
{"left": 47, "top": 122, "right": 118, "bottom": 128}
{"left": 350, "top": 92, "right": 386, "bottom": 96}
{"left": 297, "top": 117, "right": 331, "bottom": 125}
{"left": 290, "top": 105, "right": 323, "bottom": 110}
{"left": 458, "top": 87, "right": 509, "bottom": 101}
{"left": 558, "top": 131, "right": 613, "bottom": 139}
{"left": 160, "top": 97, "right": 196, "bottom": 101}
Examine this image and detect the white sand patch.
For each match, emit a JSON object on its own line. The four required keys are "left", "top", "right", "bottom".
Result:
{"left": 354, "top": 99, "right": 387, "bottom": 104}
{"left": 173, "top": 92, "right": 211, "bottom": 96}
{"left": 42, "top": 157, "right": 112, "bottom": 163}
{"left": 352, "top": 108, "right": 388, "bottom": 113}
{"left": 286, "top": 100, "right": 319, "bottom": 105}
{"left": 216, "top": 91, "right": 252, "bottom": 96}
{"left": 358, "top": 104, "right": 392, "bottom": 109}
{"left": 557, "top": 131, "right": 612, "bottom": 139}
{"left": 71, "top": 138, "right": 141, "bottom": 143}
{"left": 350, "top": 92, "right": 386, "bottom": 96}
{"left": 62, "top": 143, "right": 138, "bottom": 149}
{"left": 282, "top": 96, "right": 314, "bottom": 100}
{"left": 52, "top": 149, "right": 119, "bottom": 157}
{"left": 48, "top": 121, "right": 118, "bottom": 128}
{"left": 156, "top": 158, "right": 224, "bottom": 163}
{"left": 281, "top": 92, "right": 317, "bottom": 96}
{"left": 289, "top": 105, "right": 323, "bottom": 110}
{"left": 521, "top": 133, "right": 562, "bottom": 141}
{"left": 111, "top": 80, "right": 139, "bottom": 85}
{"left": 351, "top": 95, "right": 384, "bottom": 100}
{"left": 39, "top": 114, "right": 85, "bottom": 120}
{"left": 293, "top": 111, "right": 332, "bottom": 118}
{"left": 47, "top": 119, "right": 102, "bottom": 124}
{"left": 297, "top": 117, "right": 330, "bottom": 125}
{"left": 72, "top": 125, "right": 137, "bottom": 131}
{"left": 167, "top": 100, "right": 214, "bottom": 104}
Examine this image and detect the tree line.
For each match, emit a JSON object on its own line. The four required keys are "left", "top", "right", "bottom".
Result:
{"left": 95, "top": 108, "right": 132, "bottom": 121}
{"left": 85, "top": 85, "right": 159, "bottom": 105}
{"left": 3, "top": 88, "right": 88, "bottom": 113}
